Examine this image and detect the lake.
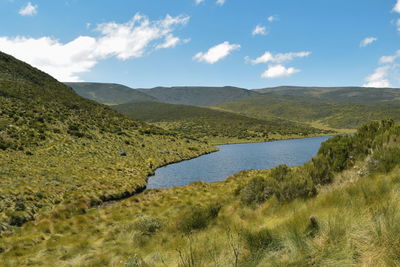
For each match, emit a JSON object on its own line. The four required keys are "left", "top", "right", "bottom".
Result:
{"left": 147, "top": 136, "right": 331, "bottom": 189}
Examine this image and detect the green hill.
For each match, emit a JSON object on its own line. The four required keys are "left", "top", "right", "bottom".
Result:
{"left": 0, "top": 52, "right": 213, "bottom": 233}
{"left": 137, "top": 86, "right": 259, "bottom": 106}
{"left": 113, "top": 101, "right": 331, "bottom": 144}
{"left": 65, "top": 82, "right": 157, "bottom": 105}
{"left": 217, "top": 93, "right": 400, "bottom": 129}
{"left": 254, "top": 86, "right": 400, "bottom": 104}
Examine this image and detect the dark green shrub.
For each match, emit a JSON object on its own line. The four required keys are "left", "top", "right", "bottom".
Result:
{"left": 177, "top": 203, "right": 221, "bottom": 233}
{"left": 243, "top": 228, "right": 279, "bottom": 252}
{"left": 135, "top": 216, "right": 162, "bottom": 235}
{"left": 368, "top": 147, "right": 400, "bottom": 174}
{"left": 239, "top": 176, "right": 275, "bottom": 205}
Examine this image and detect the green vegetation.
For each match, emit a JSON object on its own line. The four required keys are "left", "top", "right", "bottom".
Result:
{"left": 0, "top": 51, "right": 214, "bottom": 234}
{"left": 137, "top": 86, "right": 259, "bottom": 106}
{"left": 113, "top": 101, "right": 331, "bottom": 144}
{"left": 217, "top": 93, "right": 400, "bottom": 129}
{"left": 65, "top": 82, "right": 157, "bottom": 105}
{"left": 2, "top": 119, "right": 400, "bottom": 266}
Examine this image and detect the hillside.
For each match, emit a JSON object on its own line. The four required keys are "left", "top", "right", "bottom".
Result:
{"left": 113, "top": 101, "right": 331, "bottom": 144}
{"left": 0, "top": 52, "right": 214, "bottom": 233}
{"left": 2, "top": 119, "right": 400, "bottom": 266}
{"left": 254, "top": 86, "right": 400, "bottom": 104}
{"left": 137, "top": 86, "right": 259, "bottom": 106}
{"left": 217, "top": 93, "right": 400, "bottom": 129}
{"left": 65, "top": 82, "right": 157, "bottom": 105}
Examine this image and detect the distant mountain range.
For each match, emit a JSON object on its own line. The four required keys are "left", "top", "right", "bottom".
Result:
{"left": 66, "top": 82, "right": 400, "bottom": 130}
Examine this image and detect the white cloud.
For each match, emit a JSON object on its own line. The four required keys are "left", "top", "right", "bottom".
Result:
{"left": 195, "top": 0, "right": 225, "bottom": 6}
{"left": 267, "top": 16, "right": 278, "bottom": 22}
{"left": 261, "top": 64, "right": 299, "bottom": 78}
{"left": 252, "top": 25, "right": 267, "bottom": 36}
{"left": 363, "top": 66, "right": 391, "bottom": 87}
{"left": 360, "top": 37, "right": 377, "bottom": 47}
{"left": 193, "top": 41, "right": 240, "bottom": 64}
{"left": 216, "top": 0, "right": 225, "bottom": 5}
{"left": 195, "top": 0, "right": 204, "bottom": 5}
{"left": 19, "top": 2, "right": 38, "bottom": 16}
{"left": 379, "top": 50, "right": 400, "bottom": 64}
{"left": 156, "top": 34, "right": 181, "bottom": 49}
{"left": 393, "top": 0, "right": 400, "bottom": 13}
{"left": 248, "top": 51, "right": 311, "bottom": 65}
{"left": 0, "top": 13, "right": 190, "bottom": 81}
{"left": 397, "top": 18, "right": 400, "bottom": 31}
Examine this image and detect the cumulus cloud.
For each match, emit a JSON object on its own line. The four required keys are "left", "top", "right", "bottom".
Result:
{"left": 195, "top": 0, "right": 204, "bottom": 5}
{"left": 193, "top": 41, "right": 240, "bottom": 64}
{"left": 363, "top": 66, "right": 391, "bottom": 87}
{"left": 379, "top": 50, "right": 400, "bottom": 64}
{"left": 267, "top": 16, "right": 278, "bottom": 22}
{"left": 360, "top": 37, "right": 377, "bottom": 47}
{"left": 0, "top": 13, "right": 190, "bottom": 81}
{"left": 246, "top": 51, "right": 310, "bottom": 79}
{"left": 247, "top": 51, "right": 311, "bottom": 65}
{"left": 252, "top": 25, "right": 267, "bottom": 36}
{"left": 195, "top": 0, "right": 225, "bottom": 6}
{"left": 19, "top": 2, "right": 38, "bottom": 16}
{"left": 393, "top": 0, "right": 400, "bottom": 13}
{"left": 262, "top": 64, "right": 299, "bottom": 78}
{"left": 216, "top": 0, "right": 226, "bottom": 5}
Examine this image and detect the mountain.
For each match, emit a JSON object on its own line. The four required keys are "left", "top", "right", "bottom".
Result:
{"left": 113, "top": 101, "right": 331, "bottom": 144}
{"left": 137, "top": 86, "right": 260, "bottom": 106}
{"left": 65, "top": 82, "right": 157, "bottom": 105}
{"left": 217, "top": 93, "right": 400, "bottom": 129}
{"left": 0, "top": 51, "right": 213, "bottom": 232}
{"left": 254, "top": 86, "right": 400, "bottom": 104}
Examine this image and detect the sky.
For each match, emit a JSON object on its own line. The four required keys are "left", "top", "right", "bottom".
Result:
{"left": 0, "top": 0, "right": 399, "bottom": 89}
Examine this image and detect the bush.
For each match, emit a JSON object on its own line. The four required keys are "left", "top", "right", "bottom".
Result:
{"left": 177, "top": 203, "right": 221, "bottom": 233}
{"left": 239, "top": 176, "right": 275, "bottom": 205}
{"left": 243, "top": 228, "right": 279, "bottom": 252}
{"left": 135, "top": 216, "right": 162, "bottom": 235}
{"left": 368, "top": 147, "right": 400, "bottom": 174}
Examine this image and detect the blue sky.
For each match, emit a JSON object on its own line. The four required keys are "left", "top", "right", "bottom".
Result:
{"left": 0, "top": 0, "right": 399, "bottom": 89}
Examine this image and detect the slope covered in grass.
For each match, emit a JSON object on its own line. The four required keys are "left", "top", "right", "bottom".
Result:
{"left": 113, "top": 101, "right": 331, "bottom": 144}
{"left": 65, "top": 82, "right": 157, "bottom": 105}
{"left": 2, "top": 119, "right": 399, "bottom": 266}
{"left": 0, "top": 51, "right": 214, "bottom": 233}
{"left": 217, "top": 93, "right": 400, "bottom": 129}
{"left": 137, "top": 86, "right": 259, "bottom": 106}
{"left": 254, "top": 86, "right": 400, "bottom": 104}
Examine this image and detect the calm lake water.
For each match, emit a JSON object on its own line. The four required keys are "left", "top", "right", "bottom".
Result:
{"left": 147, "top": 136, "right": 331, "bottom": 189}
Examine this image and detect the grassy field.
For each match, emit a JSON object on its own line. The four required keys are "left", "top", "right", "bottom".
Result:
{"left": 1, "top": 119, "right": 399, "bottom": 266}
{"left": 113, "top": 101, "right": 332, "bottom": 145}
{"left": 0, "top": 52, "right": 215, "bottom": 234}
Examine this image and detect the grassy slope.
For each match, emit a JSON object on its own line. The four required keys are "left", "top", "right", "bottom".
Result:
{"left": 137, "top": 86, "right": 259, "bottom": 106}
{"left": 65, "top": 82, "right": 157, "bottom": 105}
{"left": 0, "top": 52, "right": 214, "bottom": 233}
{"left": 112, "top": 101, "right": 332, "bottom": 144}
{"left": 254, "top": 86, "right": 400, "bottom": 104}
{"left": 217, "top": 93, "right": 400, "bottom": 129}
{"left": 2, "top": 120, "right": 399, "bottom": 266}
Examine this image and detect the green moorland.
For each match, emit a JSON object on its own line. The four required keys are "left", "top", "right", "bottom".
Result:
{"left": 1, "top": 119, "right": 400, "bottom": 266}
{"left": 216, "top": 93, "right": 400, "bottom": 129}
{"left": 65, "top": 82, "right": 158, "bottom": 105}
{"left": 112, "top": 101, "right": 331, "bottom": 145}
{"left": 0, "top": 52, "right": 215, "bottom": 234}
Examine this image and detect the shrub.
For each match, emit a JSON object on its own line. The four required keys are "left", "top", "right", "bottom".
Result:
{"left": 239, "top": 176, "right": 275, "bottom": 205}
{"left": 135, "top": 216, "right": 162, "bottom": 235}
{"left": 243, "top": 228, "right": 279, "bottom": 253}
{"left": 368, "top": 147, "right": 400, "bottom": 174}
{"left": 177, "top": 203, "right": 221, "bottom": 233}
